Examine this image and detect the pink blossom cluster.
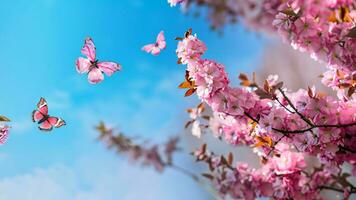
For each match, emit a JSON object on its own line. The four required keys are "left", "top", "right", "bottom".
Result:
{"left": 177, "top": 30, "right": 356, "bottom": 159}
{"left": 273, "top": 0, "right": 356, "bottom": 95}
{"left": 0, "top": 116, "right": 11, "bottom": 145}
{"left": 176, "top": 30, "right": 356, "bottom": 198}
{"left": 171, "top": 0, "right": 356, "bottom": 97}
{"left": 167, "top": 0, "right": 185, "bottom": 7}
{"left": 96, "top": 122, "right": 180, "bottom": 172}
{"left": 194, "top": 143, "right": 353, "bottom": 199}
{"left": 0, "top": 125, "right": 10, "bottom": 145}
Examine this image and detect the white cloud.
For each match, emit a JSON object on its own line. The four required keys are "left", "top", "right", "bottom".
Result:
{"left": 46, "top": 90, "right": 72, "bottom": 110}
{"left": 11, "top": 119, "right": 33, "bottom": 134}
{"left": 0, "top": 155, "right": 210, "bottom": 200}
{"left": 0, "top": 59, "right": 208, "bottom": 200}
{"left": 0, "top": 165, "right": 77, "bottom": 200}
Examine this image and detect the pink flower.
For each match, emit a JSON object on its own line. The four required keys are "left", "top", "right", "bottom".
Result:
{"left": 143, "top": 146, "right": 164, "bottom": 172}
{"left": 294, "top": 17, "right": 318, "bottom": 37}
{"left": 167, "top": 0, "right": 185, "bottom": 7}
{"left": 175, "top": 30, "right": 356, "bottom": 195}
{"left": 209, "top": 113, "right": 223, "bottom": 138}
{"left": 176, "top": 35, "right": 206, "bottom": 65}
{"left": 188, "top": 104, "right": 204, "bottom": 120}
{"left": 292, "top": 132, "right": 317, "bottom": 152}
{"left": 270, "top": 148, "right": 306, "bottom": 175}
{"left": 260, "top": 107, "right": 287, "bottom": 130}
{"left": 194, "top": 60, "right": 229, "bottom": 99}
{"left": 266, "top": 74, "right": 279, "bottom": 86}
{"left": 0, "top": 126, "right": 10, "bottom": 145}
{"left": 191, "top": 120, "right": 202, "bottom": 138}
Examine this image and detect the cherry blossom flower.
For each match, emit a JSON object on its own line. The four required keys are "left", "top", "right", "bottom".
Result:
{"left": 0, "top": 125, "right": 10, "bottom": 145}
{"left": 168, "top": 0, "right": 185, "bottom": 7}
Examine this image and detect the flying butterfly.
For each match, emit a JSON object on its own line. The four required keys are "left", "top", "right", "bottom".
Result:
{"left": 32, "top": 97, "right": 66, "bottom": 131}
{"left": 141, "top": 31, "right": 166, "bottom": 55}
{"left": 76, "top": 37, "right": 121, "bottom": 84}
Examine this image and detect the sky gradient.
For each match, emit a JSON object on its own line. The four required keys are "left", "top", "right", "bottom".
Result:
{"left": 0, "top": 0, "right": 265, "bottom": 199}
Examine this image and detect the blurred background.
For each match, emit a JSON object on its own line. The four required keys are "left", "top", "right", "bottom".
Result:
{"left": 0, "top": 0, "right": 326, "bottom": 199}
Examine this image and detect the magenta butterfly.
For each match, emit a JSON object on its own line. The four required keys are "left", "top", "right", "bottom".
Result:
{"left": 32, "top": 97, "right": 66, "bottom": 131}
{"left": 142, "top": 31, "right": 166, "bottom": 55}
{"left": 76, "top": 37, "right": 121, "bottom": 84}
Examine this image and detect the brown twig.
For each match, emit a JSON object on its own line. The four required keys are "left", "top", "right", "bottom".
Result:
{"left": 243, "top": 110, "right": 356, "bottom": 135}
{"left": 275, "top": 97, "right": 295, "bottom": 114}
{"left": 278, "top": 88, "right": 314, "bottom": 126}
{"left": 319, "top": 185, "right": 356, "bottom": 194}
{"left": 166, "top": 163, "right": 200, "bottom": 181}
{"left": 338, "top": 146, "right": 356, "bottom": 153}
{"left": 266, "top": 134, "right": 287, "bottom": 156}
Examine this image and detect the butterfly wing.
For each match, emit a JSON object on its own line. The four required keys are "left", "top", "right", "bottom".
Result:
{"left": 38, "top": 117, "right": 63, "bottom": 131}
{"left": 38, "top": 98, "right": 48, "bottom": 115}
{"left": 142, "top": 31, "right": 166, "bottom": 55}
{"left": 141, "top": 44, "right": 155, "bottom": 53}
{"left": 32, "top": 97, "right": 48, "bottom": 122}
{"left": 47, "top": 117, "right": 66, "bottom": 128}
{"left": 32, "top": 110, "right": 45, "bottom": 122}
{"left": 76, "top": 57, "right": 91, "bottom": 74}
{"left": 38, "top": 120, "right": 53, "bottom": 131}
{"left": 97, "top": 62, "right": 121, "bottom": 76}
{"left": 151, "top": 47, "right": 161, "bottom": 55}
{"left": 34, "top": 98, "right": 51, "bottom": 131}
{"left": 81, "top": 37, "right": 96, "bottom": 62}
{"left": 142, "top": 44, "right": 161, "bottom": 55}
{"left": 33, "top": 98, "right": 66, "bottom": 131}
{"left": 54, "top": 118, "right": 66, "bottom": 128}
{"left": 88, "top": 67, "right": 104, "bottom": 84}
{"left": 47, "top": 117, "right": 59, "bottom": 126}
{"left": 156, "top": 31, "right": 166, "bottom": 49}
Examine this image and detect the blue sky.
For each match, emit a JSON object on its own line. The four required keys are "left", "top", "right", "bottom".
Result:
{"left": 0, "top": 0, "right": 265, "bottom": 199}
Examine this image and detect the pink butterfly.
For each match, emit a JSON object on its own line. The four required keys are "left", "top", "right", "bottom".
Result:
{"left": 32, "top": 97, "right": 66, "bottom": 131}
{"left": 142, "top": 31, "right": 166, "bottom": 55}
{"left": 76, "top": 37, "right": 121, "bottom": 84}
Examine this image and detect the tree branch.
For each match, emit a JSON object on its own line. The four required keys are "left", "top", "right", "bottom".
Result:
{"left": 275, "top": 97, "right": 295, "bottom": 114}
{"left": 338, "top": 145, "right": 356, "bottom": 153}
{"left": 278, "top": 88, "right": 314, "bottom": 126}
{"left": 166, "top": 163, "right": 200, "bottom": 181}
